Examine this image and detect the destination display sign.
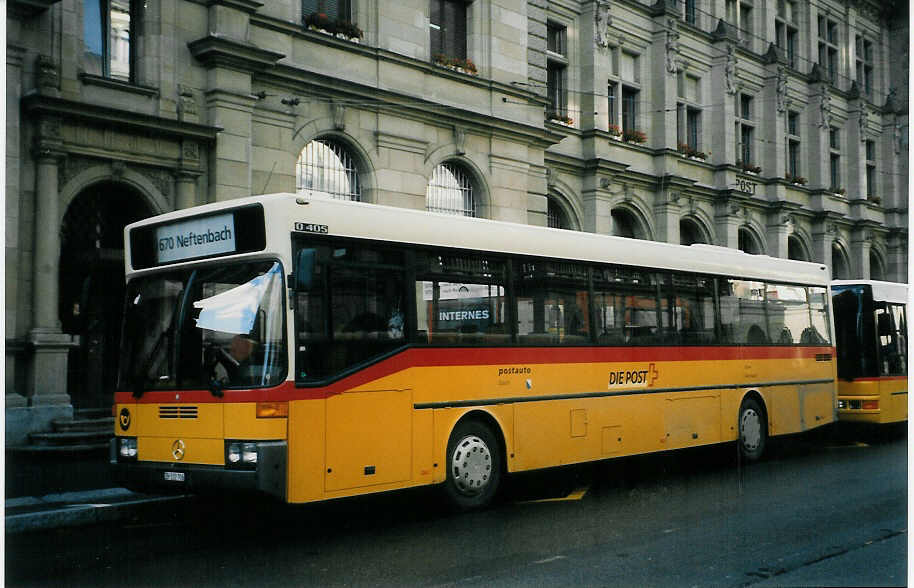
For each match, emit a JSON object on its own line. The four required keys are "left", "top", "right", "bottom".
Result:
{"left": 155, "top": 213, "right": 236, "bottom": 264}
{"left": 129, "top": 205, "right": 266, "bottom": 270}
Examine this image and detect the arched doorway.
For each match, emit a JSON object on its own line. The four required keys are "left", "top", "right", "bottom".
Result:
{"left": 870, "top": 250, "right": 886, "bottom": 281}
{"left": 59, "top": 182, "right": 153, "bottom": 411}
{"left": 738, "top": 227, "right": 763, "bottom": 255}
{"left": 787, "top": 235, "right": 809, "bottom": 261}
{"left": 611, "top": 207, "right": 647, "bottom": 239}
{"left": 679, "top": 218, "right": 707, "bottom": 245}
{"left": 831, "top": 243, "right": 850, "bottom": 279}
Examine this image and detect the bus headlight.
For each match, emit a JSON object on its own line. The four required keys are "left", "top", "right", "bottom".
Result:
{"left": 119, "top": 437, "right": 138, "bottom": 461}
{"left": 225, "top": 441, "right": 259, "bottom": 469}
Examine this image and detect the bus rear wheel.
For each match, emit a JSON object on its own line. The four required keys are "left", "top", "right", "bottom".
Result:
{"left": 738, "top": 397, "right": 767, "bottom": 461}
{"left": 444, "top": 419, "right": 503, "bottom": 510}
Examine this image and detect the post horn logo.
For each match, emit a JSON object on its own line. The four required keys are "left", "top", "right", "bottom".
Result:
{"left": 171, "top": 439, "right": 186, "bottom": 461}
{"left": 119, "top": 408, "right": 131, "bottom": 431}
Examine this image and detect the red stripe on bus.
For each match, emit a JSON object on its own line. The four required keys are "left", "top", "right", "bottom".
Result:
{"left": 114, "top": 345, "right": 834, "bottom": 405}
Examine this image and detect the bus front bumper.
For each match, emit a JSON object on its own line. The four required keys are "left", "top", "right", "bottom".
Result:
{"left": 109, "top": 440, "right": 287, "bottom": 501}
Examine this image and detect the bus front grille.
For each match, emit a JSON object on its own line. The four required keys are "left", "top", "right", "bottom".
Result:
{"left": 159, "top": 406, "right": 199, "bottom": 419}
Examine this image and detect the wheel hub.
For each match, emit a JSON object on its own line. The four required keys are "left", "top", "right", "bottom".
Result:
{"left": 451, "top": 435, "right": 492, "bottom": 495}
{"left": 741, "top": 408, "right": 761, "bottom": 451}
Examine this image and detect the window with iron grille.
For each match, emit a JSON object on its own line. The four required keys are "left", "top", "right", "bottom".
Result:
{"left": 427, "top": 162, "right": 477, "bottom": 217}
{"left": 296, "top": 138, "right": 362, "bottom": 201}
{"left": 547, "top": 197, "right": 570, "bottom": 230}
{"left": 430, "top": 0, "right": 467, "bottom": 61}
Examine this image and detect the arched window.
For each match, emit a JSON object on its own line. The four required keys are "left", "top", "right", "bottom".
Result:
{"left": 787, "top": 235, "right": 809, "bottom": 261}
{"left": 870, "top": 250, "right": 886, "bottom": 281}
{"left": 679, "top": 218, "right": 706, "bottom": 245}
{"left": 427, "top": 161, "right": 477, "bottom": 216}
{"left": 831, "top": 243, "right": 850, "bottom": 279}
{"left": 611, "top": 208, "right": 645, "bottom": 239}
{"left": 738, "top": 227, "right": 763, "bottom": 254}
{"left": 296, "top": 138, "right": 362, "bottom": 201}
{"left": 547, "top": 196, "right": 571, "bottom": 229}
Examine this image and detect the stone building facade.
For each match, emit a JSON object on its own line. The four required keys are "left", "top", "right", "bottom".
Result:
{"left": 6, "top": 0, "right": 908, "bottom": 442}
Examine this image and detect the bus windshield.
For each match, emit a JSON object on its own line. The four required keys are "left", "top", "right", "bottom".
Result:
{"left": 118, "top": 260, "right": 287, "bottom": 393}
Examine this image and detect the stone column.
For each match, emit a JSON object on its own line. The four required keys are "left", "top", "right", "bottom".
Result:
{"left": 811, "top": 214, "right": 841, "bottom": 275}
{"left": 581, "top": 179, "right": 614, "bottom": 235}
{"left": 850, "top": 224, "right": 874, "bottom": 279}
{"left": 766, "top": 213, "right": 791, "bottom": 259}
{"left": 26, "top": 119, "right": 75, "bottom": 411}
{"left": 714, "top": 195, "right": 741, "bottom": 249}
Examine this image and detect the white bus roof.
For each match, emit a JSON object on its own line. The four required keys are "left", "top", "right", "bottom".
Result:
{"left": 126, "top": 192, "right": 831, "bottom": 286}
{"left": 831, "top": 280, "right": 910, "bottom": 304}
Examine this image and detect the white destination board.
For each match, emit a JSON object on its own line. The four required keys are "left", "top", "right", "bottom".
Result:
{"left": 155, "top": 213, "right": 236, "bottom": 263}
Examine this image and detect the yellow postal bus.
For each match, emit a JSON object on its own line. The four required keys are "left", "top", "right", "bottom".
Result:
{"left": 112, "top": 193, "right": 836, "bottom": 509}
{"left": 831, "top": 280, "right": 908, "bottom": 424}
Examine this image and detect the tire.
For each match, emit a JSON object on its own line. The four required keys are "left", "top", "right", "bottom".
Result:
{"left": 738, "top": 397, "right": 767, "bottom": 461}
{"left": 443, "top": 419, "right": 503, "bottom": 510}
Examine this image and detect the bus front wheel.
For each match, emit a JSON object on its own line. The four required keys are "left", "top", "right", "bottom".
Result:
{"left": 444, "top": 419, "right": 503, "bottom": 510}
{"left": 738, "top": 397, "right": 767, "bottom": 461}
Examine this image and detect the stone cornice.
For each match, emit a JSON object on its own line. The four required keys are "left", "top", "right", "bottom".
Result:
{"left": 202, "top": 0, "right": 263, "bottom": 13}
{"left": 262, "top": 65, "right": 562, "bottom": 150}
{"left": 188, "top": 35, "right": 285, "bottom": 72}
{"left": 22, "top": 93, "right": 221, "bottom": 144}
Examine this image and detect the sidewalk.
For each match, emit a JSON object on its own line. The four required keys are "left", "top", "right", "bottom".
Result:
{"left": 5, "top": 447, "right": 187, "bottom": 534}
{"left": 6, "top": 487, "right": 187, "bottom": 533}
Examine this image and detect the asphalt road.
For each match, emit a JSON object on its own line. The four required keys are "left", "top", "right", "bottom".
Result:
{"left": 6, "top": 424, "right": 907, "bottom": 587}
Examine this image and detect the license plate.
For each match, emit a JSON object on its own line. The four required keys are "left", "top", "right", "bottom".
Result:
{"left": 164, "top": 471, "right": 185, "bottom": 482}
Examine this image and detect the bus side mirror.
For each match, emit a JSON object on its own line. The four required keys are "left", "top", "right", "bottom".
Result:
{"left": 295, "top": 248, "right": 315, "bottom": 290}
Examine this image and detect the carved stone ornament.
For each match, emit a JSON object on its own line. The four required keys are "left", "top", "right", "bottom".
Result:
{"left": 111, "top": 161, "right": 126, "bottom": 178}
{"left": 182, "top": 140, "right": 200, "bottom": 162}
{"left": 36, "top": 54, "right": 59, "bottom": 94}
{"left": 725, "top": 44, "right": 737, "bottom": 95}
{"left": 775, "top": 67, "right": 787, "bottom": 113}
{"left": 858, "top": 107, "right": 868, "bottom": 142}
{"left": 177, "top": 85, "right": 198, "bottom": 118}
{"left": 38, "top": 116, "right": 62, "bottom": 140}
{"left": 594, "top": 1, "right": 612, "bottom": 49}
{"left": 819, "top": 91, "right": 832, "bottom": 129}
{"left": 600, "top": 177, "right": 612, "bottom": 189}
{"left": 894, "top": 124, "right": 902, "bottom": 154}
{"left": 454, "top": 126, "right": 466, "bottom": 155}
{"left": 332, "top": 101, "right": 346, "bottom": 131}
{"left": 665, "top": 19, "right": 680, "bottom": 75}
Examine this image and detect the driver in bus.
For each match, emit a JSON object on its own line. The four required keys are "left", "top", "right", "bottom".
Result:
{"left": 213, "top": 334, "right": 257, "bottom": 385}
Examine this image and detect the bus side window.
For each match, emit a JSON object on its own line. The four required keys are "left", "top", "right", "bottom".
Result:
{"left": 723, "top": 279, "right": 769, "bottom": 345}
{"left": 415, "top": 252, "right": 508, "bottom": 346}
{"left": 879, "top": 304, "right": 907, "bottom": 376}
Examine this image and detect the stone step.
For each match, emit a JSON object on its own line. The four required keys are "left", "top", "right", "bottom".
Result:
{"left": 75, "top": 408, "right": 113, "bottom": 420}
{"left": 28, "top": 430, "right": 113, "bottom": 448}
{"left": 52, "top": 417, "right": 114, "bottom": 433}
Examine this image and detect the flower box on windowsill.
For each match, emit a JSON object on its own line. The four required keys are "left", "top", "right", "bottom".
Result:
{"left": 307, "top": 25, "right": 361, "bottom": 42}
{"left": 622, "top": 129, "right": 647, "bottom": 144}
{"left": 736, "top": 161, "right": 761, "bottom": 175}
{"left": 869, "top": 196, "right": 882, "bottom": 206}
{"left": 304, "top": 13, "right": 363, "bottom": 43}
{"left": 433, "top": 55, "right": 478, "bottom": 76}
